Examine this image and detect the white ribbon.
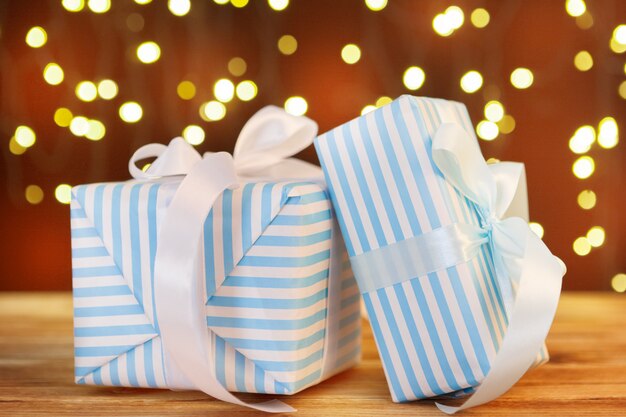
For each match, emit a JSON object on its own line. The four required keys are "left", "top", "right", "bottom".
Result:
{"left": 129, "top": 106, "right": 327, "bottom": 412}
{"left": 431, "top": 123, "right": 566, "bottom": 413}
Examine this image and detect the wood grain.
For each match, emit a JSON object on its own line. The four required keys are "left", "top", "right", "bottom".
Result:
{"left": 0, "top": 292, "right": 624, "bottom": 416}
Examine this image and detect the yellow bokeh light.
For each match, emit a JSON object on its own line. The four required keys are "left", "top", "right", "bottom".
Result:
{"left": 498, "top": 115, "right": 516, "bottom": 134}
{"left": 235, "top": 80, "right": 258, "bottom": 101}
{"left": 445, "top": 6, "right": 464, "bottom": 30}
{"left": 135, "top": 0, "right": 152, "bottom": 3}
{"left": 43, "top": 63, "right": 64, "bottom": 85}
{"left": 85, "top": 119, "right": 106, "bottom": 141}
{"left": 9, "top": 137, "right": 27, "bottom": 155}
{"left": 365, "top": 0, "right": 387, "bottom": 11}
{"left": 432, "top": 13, "right": 454, "bottom": 37}
{"left": 168, "top": 0, "right": 191, "bottom": 16}
{"left": 15, "top": 126, "right": 36, "bottom": 148}
{"left": 25, "top": 185, "right": 44, "bottom": 205}
{"left": 470, "top": 8, "right": 490, "bottom": 28}
{"left": 575, "top": 12, "right": 594, "bottom": 30}
{"left": 375, "top": 96, "right": 392, "bottom": 107}
{"left": 613, "top": 25, "right": 626, "bottom": 45}
{"left": 55, "top": 184, "right": 72, "bottom": 205}
{"left": 213, "top": 0, "right": 229, "bottom": 3}
{"left": 484, "top": 100, "right": 504, "bottom": 122}
{"left": 119, "top": 102, "right": 143, "bottom": 123}
{"left": 565, "top": 0, "right": 586, "bottom": 17}
{"left": 182, "top": 125, "right": 205, "bottom": 145}
{"left": 598, "top": 116, "right": 619, "bottom": 149}
{"left": 284, "top": 96, "right": 308, "bottom": 116}
{"left": 231, "top": 0, "right": 249, "bottom": 8}
{"left": 69, "top": 116, "right": 90, "bottom": 136}
{"left": 341, "top": 44, "right": 361, "bottom": 64}
{"left": 573, "top": 236, "right": 591, "bottom": 256}
{"left": 228, "top": 57, "right": 247, "bottom": 76}
{"left": 611, "top": 273, "right": 626, "bottom": 293}
{"left": 476, "top": 120, "right": 499, "bottom": 141}
{"left": 202, "top": 100, "right": 227, "bottom": 121}
{"left": 62, "top": 0, "right": 85, "bottom": 12}
{"left": 278, "top": 35, "right": 298, "bottom": 55}
{"left": 97, "top": 79, "right": 118, "bottom": 100}
{"left": 403, "top": 66, "right": 426, "bottom": 91}
{"left": 25, "top": 26, "right": 47, "bottom": 48}
{"left": 137, "top": 41, "right": 161, "bottom": 64}
{"left": 361, "top": 105, "right": 376, "bottom": 115}
{"left": 214, "top": 78, "right": 235, "bottom": 103}
{"left": 529, "top": 222, "right": 544, "bottom": 239}
{"left": 619, "top": 80, "right": 626, "bottom": 100}
{"left": 610, "top": 37, "right": 626, "bottom": 54}
{"left": 510, "top": 68, "right": 534, "bottom": 89}
{"left": 75, "top": 81, "right": 98, "bottom": 102}
{"left": 572, "top": 155, "right": 595, "bottom": 179}
{"left": 586, "top": 226, "right": 605, "bottom": 247}
{"left": 577, "top": 190, "right": 596, "bottom": 210}
{"left": 460, "top": 70, "right": 483, "bottom": 93}
{"left": 177, "top": 80, "right": 196, "bottom": 100}
{"left": 568, "top": 125, "right": 595, "bottom": 154}
{"left": 574, "top": 50, "right": 593, "bottom": 71}
{"left": 54, "top": 108, "right": 73, "bottom": 127}
{"left": 268, "top": 0, "right": 289, "bottom": 11}
{"left": 87, "top": 0, "right": 111, "bottom": 13}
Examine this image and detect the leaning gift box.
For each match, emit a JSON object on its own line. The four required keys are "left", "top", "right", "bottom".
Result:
{"left": 315, "top": 95, "right": 565, "bottom": 413}
{"left": 70, "top": 107, "right": 361, "bottom": 412}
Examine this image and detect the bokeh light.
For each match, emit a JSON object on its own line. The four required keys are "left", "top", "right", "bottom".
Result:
{"left": 228, "top": 57, "right": 247, "bottom": 76}
{"left": 432, "top": 13, "right": 454, "bottom": 37}
{"left": 375, "top": 96, "right": 392, "bottom": 107}
{"left": 577, "top": 190, "right": 597, "bottom": 210}
{"left": 574, "top": 50, "right": 593, "bottom": 71}
{"left": 613, "top": 25, "right": 626, "bottom": 45}
{"left": 85, "top": 119, "right": 106, "bottom": 141}
{"left": 15, "top": 126, "right": 36, "bottom": 148}
{"left": 446, "top": 6, "right": 464, "bottom": 30}
{"left": 235, "top": 80, "right": 258, "bottom": 101}
{"left": 341, "top": 44, "right": 361, "bottom": 64}
{"left": 119, "top": 102, "right": 143, "bottom": 123}
{"left": 9, "top": 137, "right": 27, "bottom": 156}
{"left": 25, "top": 27, "right": 47, "bottom": 48}
{"left": 510, "top": 67, "right": 534, "bottom": 89}
{"left": 55, "top": 184, "right": 72, "bottom": 205}
{"left": 365, "top": 0, "right": 387, "bottom": 12}
{"left": 168, "top": 0, "right": 191, "bottom": 16}
{"left": 202, "top": 100, "right": 227, "bottom": 121}
{"left": 529, "top": 222, "right": 544, "bottom": 239}
{"left": 284, "top": 96, "right": 308, "bottom": 116}
{"left": 361, "top": 105, "right": 376, "bottom": 115}
{"left": 460, "top": 70, "right": 483, "bottom": 93}
{"left": 278, "top": 35, "right": 298, "bottom": 55}
{"left": 214, "top": 78, "right": 235, "bottom": 102}
{"left": 25, "top": 185, "right": 44, "bottom": 205}
{"left": 569, "top": 125, "right": 595, "bottom": 154}
{"left": 54, "top": 108, "right": 73, "bottom": 127}
{"left": 470, "top": 8, "right": 490, "bottom": 28}
{"left": 619, "top": 81, "right": 626, "bottom": 100}
{"left": 268, "top": 0, "right": 289, "bottom": 12}
{"left": 69, "top": 116, "right": 90, "bottom": 136}
{"left": 403, "top": 66, "right": 426, "bottom": 91}
{"left": 177, "top": 80, "right": 196, "bottom": 100}
{"left": 597, "top": 116, "right": 619, "bottom": 149}
{"left": 75, "top": 81, "right": 98, "bottom": 102}
{"left": 572, "top": 155, "right": 595, "bottom": 179}
{"left": 182, "top": 125, "right": 205, "bottom": 145}
{"left": 97, "top": 79, "right": 118, "bottom": 100}
{"left": 611, "top": 273, "right": 626, "bottom": 292}
{"left": 137, "top": 41, "right": 161, "bottom": 64}
{"left": 231, "top": 0, "right": 249, "bottom": 8}
{"left": 573, "top": 236, "right": 591, "bottom": 256}
{"left": 498, "top": 115, "right": 516, "bottom": 134}
{"left": 43, "top": 63, "right": 64, "bottom": 85}
{"left": 62, "top": 0, "right": 85, "bottom": 12}
{"left": 565, "top": 0, "right": 586, "bottom": 17}
{"left": 484, "top": 100, "right": 504, "bottom": 122}
{"left": 587, "top": 226, "right": 606, "bottom": 248}
{"left": 476, "top": 120, "right": 499, "bottom": 141}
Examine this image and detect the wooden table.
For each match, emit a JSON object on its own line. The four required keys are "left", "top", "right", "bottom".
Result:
{"left": 0, "top": 292, "right": 625, "bottom": 416}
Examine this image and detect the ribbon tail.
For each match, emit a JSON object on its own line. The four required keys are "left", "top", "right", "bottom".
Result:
{"left": 436, "top": 227, "right": 564, "bottom": 414}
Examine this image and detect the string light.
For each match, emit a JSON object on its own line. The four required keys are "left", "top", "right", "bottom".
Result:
{"left": 568, "top": 125, "right": 595, "bottom": 154}
{"left": 15, "top": 126, "right": 36, "bottom": 148}
{"left": 62, "top": 0, "right": 85, "bottom": 12}
{"left": 361, "top": 105, "right": 376, "bottom": 115}
{"left": 25, "top": 27, "right": 47, "bottom": 48}
{"left": 597, "top": 117, "right": 619, "bottom": 149}
{"left": 97, "top": 79, "right": 118, "bottom": 100}
{"left": 177, "top": 80, "right": 196, "bottom": 100}
{"left": 587, "top": 226, "right": 605, "bottom": 247}
{"left": 182, "top": 125, "right": 205, "bottom": 145}
{"left": 202, "top": 101, "right": 227, "bottom": 121}
{"left": 573, "top": 236, "right": 591, "bottom": 256}
{"left": 168, "top": 0, "right": 191, "bottom": 16}
{"left": 75, "top": 81, "right": 98, "bottom": 102}
{"left": 611, "top": 273, "right": 626, "bottom": 292}
{"left": 364, "top": 0, "right": 387, "bottom": 12}
{"left": 9, "top": 137, "right": 27, "bottom": 155}
{"left": 529, "top": 222, "right": 544, "bottom": 239}
{"left": 235, "top": 80, "right": 258, "bottom": 101}
{"left": 278, "top": 35, "right": 298, "bottom": 55}
{"left": 460, "top": 70, "right": 483, "bottom": 93}
{"left": 25, "top": 185, "right": 44, "bottom": 205}
{"left": 498, "top": 115, "right": 516, "bottom": 134}
{"left": 476, "top": 120, "right": 499, "bottom": 141}
{"left": 54, "top": 108, "right": 73, "bottom": 127}
{"left": 565, "top": 0, "right": 586, "bottom": 17}
{"left": 341, "top": 44, "right": 361, "bottom": 64}
{"left": 574, "top": 51, "right": 593, "bottom": 71}
{"left": 228, "top": 57, "right": 247, "bottom": 76}
{"left": 214, "top": 78, "right": 235, "bottom": 102}
{"left": 55, "top": 184, "right": 72, "bottom": 205}
{"left": 484, "top": 100, "right": 504, "bottom": 122}
{"left": 43, "top": 63, "right": 64, "bottom": 85}
{"left": 470, "top": 8, "right": 490, "bottom": 28}
{"left": 510, "top": 68, "right": 534, "bottom": 89}
{"left": 284, "top": 96, "right": 308, "bottom": 116}
{"left": 85, "top": 119, "right": 106, "bottom": 141}
{"left": 572, "top": 155, "right": 595, "bottom": 179}
{"left": 69, "top": 116, "right": 90, "bottom": 136}
{"left": 119, "top": 102, "right": 143, "bottom": 123}
{"left": 577, "top": 190, "right": 597, "bottom": 210}
{"left": 87, "top": 0, "right": 111, "bottom": 14}
{"left": 137, "top": 41, "right": 161, "bottom": 64}
{"left": 268, "top": 0, "right": 289, "bottom": 11}
{"left": 403, "top": 66, "right": 426, "bottom": 91}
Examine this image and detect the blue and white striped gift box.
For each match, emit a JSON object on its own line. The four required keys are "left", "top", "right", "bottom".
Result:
{"left": 314, "top": 95, "right": 547, "bottom": 402}
{"left": 70, "top": 179, "right": 361, "bottom": 394}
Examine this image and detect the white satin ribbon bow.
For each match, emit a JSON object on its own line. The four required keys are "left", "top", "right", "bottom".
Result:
{"left": 128, "top": 106, "right": 322, "bottom": 413}
{"left": 431, "top": 123, "right": 566, "bottom": 413}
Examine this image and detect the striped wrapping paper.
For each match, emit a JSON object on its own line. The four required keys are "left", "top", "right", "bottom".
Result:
{"left": 314, "top": 95, "right": 547, "bottom": 402}
{"left": 70, "top": 178, "right": 361, "bottom": 394}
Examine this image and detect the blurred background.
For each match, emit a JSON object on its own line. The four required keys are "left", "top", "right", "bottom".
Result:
{"left": 0, "top": 0, "right": 624, "bottom": 292}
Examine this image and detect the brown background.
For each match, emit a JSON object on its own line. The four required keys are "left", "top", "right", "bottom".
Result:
{"left": 1, "top": 0, "right": 624, "bottom": 291}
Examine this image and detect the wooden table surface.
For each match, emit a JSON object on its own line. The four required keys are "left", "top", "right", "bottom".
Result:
{"left": 0, "top": 292, "right": 625, "bottom": 416}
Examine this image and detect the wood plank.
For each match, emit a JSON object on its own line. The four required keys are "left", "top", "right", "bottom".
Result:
{"left": 0, "top": 292, "right": 625, "bottom": 416}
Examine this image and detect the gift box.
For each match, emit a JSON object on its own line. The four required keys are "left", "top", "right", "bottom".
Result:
{"left": 70, "top": 108, "right": 361, "bottom": 400}
{"left": 314, "top": 95, "right": 560, "bottom": 405}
